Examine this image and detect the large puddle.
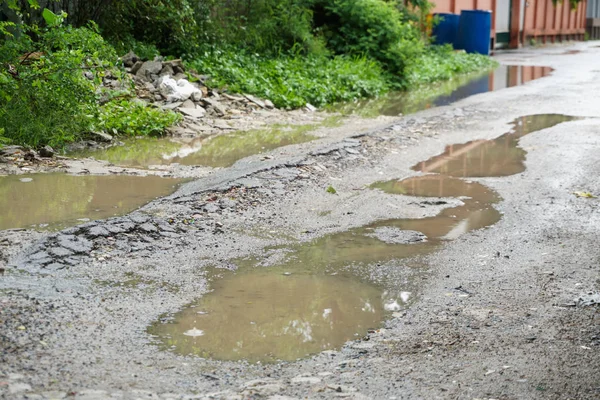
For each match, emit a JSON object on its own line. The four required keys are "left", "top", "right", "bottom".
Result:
{"left": 149, "top": 115, "right": 576, "bottom": 363}
{"left": 330, "top": 65, "right": 552, "bottom": 117}
{"left": 0, "top": 173, "right": 183, "bottom": 230}
{"left": 148, "top": 268, "right": 384, "bottom": 362}
{"left": 412, "top": 114, "right": 578, "bottom": 177}
{"left": 70, "top": 124, "right": 317, "bottom": 169}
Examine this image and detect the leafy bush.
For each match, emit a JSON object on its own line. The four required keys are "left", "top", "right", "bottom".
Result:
{"left": 0, "top": 18, "right": 117, "bottom": 148}
{"left": 95, "top": 100, "right": 182, "bottom": 137}
{"left": 312, "top": 0, "right": 424, "bottom": 78}
{"left": 195, "top": 0, "right": 318, "bottom": 55}
{"left": 97, "top": 0, "right": 199, "bottom": 57}
{"left": 0, "top": 9, "right": 181, "bottom": 148}
{"left": 190, "top": 49, "right": 390, "bottom": 108}
{"left": 405, "top": 45, "right": 498, "bottom": 86}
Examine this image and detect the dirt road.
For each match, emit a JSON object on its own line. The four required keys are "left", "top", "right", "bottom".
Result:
{"left": 1, "top": 43, "right": 599, "bottom": 400}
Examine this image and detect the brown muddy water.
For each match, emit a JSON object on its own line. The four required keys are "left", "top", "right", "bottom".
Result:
{"left": 331, "top": 65, "right": 552, "bottom": 117}
{"left": 70, "top": 125, "right": 317, "bottom": 169}
{"left": 149, "top": 115, "right": 577, "bottom": 363}
{"left": 412, "top": 114, "right": 579, "bottom": 177}
{"left": 0, "top": 173, "right": 183, "bottom": 231}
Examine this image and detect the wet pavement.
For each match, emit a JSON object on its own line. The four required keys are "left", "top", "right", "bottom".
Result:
{"left": 2, "top": 43, "right": 600, "bottom": 400}
{"left": 0, "top": 173, "right": 183, "bottom": 230}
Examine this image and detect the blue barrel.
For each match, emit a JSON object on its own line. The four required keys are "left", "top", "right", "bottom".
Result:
{"left": 432, "top": 13, "right": 460, "bottom": 47}
{"left": 456, "top": 10, "right": 492, "bottom": 55}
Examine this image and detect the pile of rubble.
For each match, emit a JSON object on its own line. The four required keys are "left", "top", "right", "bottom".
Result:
{"left": 118, "top": 52, "right": 279, "bottom": 137}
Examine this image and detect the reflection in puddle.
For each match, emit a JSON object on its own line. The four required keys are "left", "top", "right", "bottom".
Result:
{"left": 150, "top": 114, "right": 577, "bottom": 363}
{"left": 0, "top": 173, "right": 183, "bottom": 230}
{"left": 148, "top": 269, "right": 384, "bottom": 362}
{"left": 412, "top": 114, "right": 579, "bottom": 177}
{"left": 371, "top": 176, "right": 501, "bottom": 240}
{"left": 71, "top": 125, "right": 317, "bottom": 169}
{"left": 331, "top": 65, "right": 552, "bottom": 117}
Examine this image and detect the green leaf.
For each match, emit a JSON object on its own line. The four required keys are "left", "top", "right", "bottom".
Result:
{"left": 42, "top": 8, "right": 61, "bottom": 27}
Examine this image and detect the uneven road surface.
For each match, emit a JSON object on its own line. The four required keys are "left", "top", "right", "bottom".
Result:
{"left": 1, "top": 43, "right": 600, "bottom": 400}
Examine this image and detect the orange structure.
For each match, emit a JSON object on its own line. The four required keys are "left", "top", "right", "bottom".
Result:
{"left": 431, "top": 0, "right": 587, "bottom": 48}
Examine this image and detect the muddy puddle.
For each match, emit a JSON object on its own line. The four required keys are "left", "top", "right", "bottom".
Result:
{"left": 330, "top": 65, "right": 552, "bottom": 117}
{"left": 71, "top": 124, "right": 317, "bottom": 169}
{"left": 0, "top": 173, "right": 183, "bottom": 230}
{"left": 412, "top": 114, "right": 579, "bottom": 177}
{"left": 149, "top": 113, "right": 577, "bottom": 363}
{"left": 148, "top": 268, "right": 385, "bottom": 362}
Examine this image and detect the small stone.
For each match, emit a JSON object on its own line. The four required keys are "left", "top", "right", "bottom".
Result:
{"left": 121, "top": 51, "right": 139, "bottom": 67}
{"left": 45, "top": 262, "right": 65, "bottom": 270}
{"left": 130, "top": 60, "right": 144, "bottom": 75}
{"left": 159, "top": 63, "right": 174, "bottom": 77}
{"left": 219, "top": 198, "right": 237, "bottom": 209}
{"left": 57, "top": 235, "right": 93, "bottom": 253}
{"left": 41, "top": 391, "right": 67, "bottom": 399}
{"left": 202, "top": 98, "right": 226, "bottom": 116}
{"left": 87, "top": 226, "right": 110, "bottom": 237}
{"left": 89, "top": 131, "right": 113, "bottom": 142}
{"left": 191, "top": 91, "right": 203, "bottom": 102}
{"left": 204, "top": 203, "right": 220, "bottom": 213}
{"left": 49, "top": 247, "right": 74, "bottom": 257}
{"left": 178, "top": 107, "right": 206, "bottom": 119}
{"left": 29, "top": 251, "right": 50, "bottom": 261}
{"left": 39, "top": 145, "right": 55, "bottom": 158}
{"left": 264, "top": 99, "right": 275, "bottom": 109}
{"left": 129, "top": 214, "right": 150, "bottom": 224}
{"left": 138, "top": 223, "right": 158, "bottom": 233}
{"left": 305, "top": 103, "right": 317, "bottom": 112}
{"left": 136, "top": 61, "right": 163, "bottom": 81}
{"left": 180, "top": 99, "right": 196, "bottom": 109}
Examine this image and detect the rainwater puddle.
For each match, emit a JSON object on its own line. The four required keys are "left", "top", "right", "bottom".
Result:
{"left": 70, "top": 124, "right": 317, "bottom": 169}
{"left": 330, "top": 65, "right": 552, "bottom": 117}
{"left": 148, "top": 268, "right": 384, "bottom": 362}
{"left": 149, "top": 177, "right": 498, "bottom": 362}
{"left": 0, "top": 173, "right": 183, "bottom": 230}
{"left": 149, "top": 114, "right": 578, "bottom": 363}
{"left": 370, "top": 176, "right": 501, "bottom": 240}
{"left": 412, "top": 114, "right": 579, "bottom": 177}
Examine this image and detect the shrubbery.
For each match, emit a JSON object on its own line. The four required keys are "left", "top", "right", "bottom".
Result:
{"left": 0, "top": 8, "right": 181, "bottom": 148}
{"left": 191, "top": 50, "right": 390, "bottom": 108}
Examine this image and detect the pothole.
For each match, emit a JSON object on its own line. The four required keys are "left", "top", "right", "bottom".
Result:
{"left": 148, "top": 114, "right": 579, "bottom": 363}
{"left": 69, "top": 124, "right": 318, "bottom": 169}
{"left": 412, "top": 114, "right": 580, "bottom": 177}
{"left": 0, "top": 173, "right": 184, "bottom": 231}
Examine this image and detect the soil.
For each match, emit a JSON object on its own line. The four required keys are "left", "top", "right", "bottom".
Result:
{"left": 1, "top": 42, "right": 599, "bottom": 400}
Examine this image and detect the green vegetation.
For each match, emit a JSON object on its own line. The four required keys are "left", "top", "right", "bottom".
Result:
{"left": 191, "top": 51, "right": 390, "bottom": 109}
{"left": 96, "top": 100, "right": 181, "bottom": 137}
{"left": 0, "top": 6, "right": 183, "bottom": 148}
{"left": 0, "top": 0, "right": 497, "bottom": 149}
